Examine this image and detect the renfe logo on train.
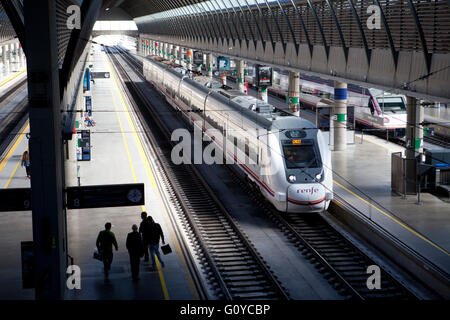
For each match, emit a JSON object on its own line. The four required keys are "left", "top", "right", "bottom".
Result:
{"left": 297, "top": 187, "right": 320, "bottom": 195}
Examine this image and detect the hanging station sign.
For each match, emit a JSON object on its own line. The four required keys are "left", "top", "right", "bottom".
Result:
{"left": 255, "top": 65, "right": 273, "bottom": 87}
{"left": 218, "top": 56, "right": 230, "bottom": 71}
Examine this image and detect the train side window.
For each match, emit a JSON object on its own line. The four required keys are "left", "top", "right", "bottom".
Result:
{"left": 368, "top": 99, "right": 375, "bottom": 115}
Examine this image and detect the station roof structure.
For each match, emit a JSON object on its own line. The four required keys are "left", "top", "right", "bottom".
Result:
{"left": 1, "top": 0, "right": 450, "bottom": 100}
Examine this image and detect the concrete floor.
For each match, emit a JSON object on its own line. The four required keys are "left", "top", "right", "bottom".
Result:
{"left": 0, "top": 45, "right": 198, "bottom": 300}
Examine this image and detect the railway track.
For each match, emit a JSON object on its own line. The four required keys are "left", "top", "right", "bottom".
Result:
{"left": 424, "top": 134, "right": 450, "bottom": 149}
{"left": 0, "top": 81, "right": 28, "bottom": 157}
{"left": 231, "top": 171, "right": 418, "bottom": 300}
{"left": 114, "top": 47, "right": 418, "bottom": 300}
{"left": 107, "top": 46, "right": 289, "bottom": 300}
{"left": 0, "top": 78, "right": 26, "bottom": 105}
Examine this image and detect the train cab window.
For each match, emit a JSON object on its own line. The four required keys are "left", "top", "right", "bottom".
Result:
{"left": 283, "top": 144, "right": 320, "bottom": 169}
{"left": 376, "top": 97, "right": 406, "bottom": 113}
{"left": 368, "top": 99, "right": 375, "bottom": 115}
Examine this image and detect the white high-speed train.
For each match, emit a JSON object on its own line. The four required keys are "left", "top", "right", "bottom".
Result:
{"left": 245, "top": 69, "right": 408, "bottom": 137}
{"left": 143, "top": 56, "right": 333, "bottom": 213}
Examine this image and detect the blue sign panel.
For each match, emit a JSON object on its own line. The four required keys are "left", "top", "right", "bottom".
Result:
{"left": 218, "top": 56, "right": 230, "bottom": 71}
{"left": 85, "top": 96, "right": 92, "bottom": 113}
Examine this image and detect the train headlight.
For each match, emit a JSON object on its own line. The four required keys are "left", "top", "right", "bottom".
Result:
{"left": 315, "top": 173, "right": 322, "bottom": 180}
{"left": 288, "top": 175, "right": 296, "bottom": 182}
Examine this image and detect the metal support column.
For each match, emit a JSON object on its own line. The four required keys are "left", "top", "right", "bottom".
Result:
{"left": 288, "top": 71, "right": 300, "bottom": 116}
{"left": 333, "top": 81, "right": 347, "bottom": 151}
{"left": 206, "top": 53, "right": 213, "bottom": 77}
{"left": 236, "top": 59, "right": 245, "bottom": 93}
{"left": 24, "top": 0, "right": 66, "bottom": 299}
{"left": 405, "top": 96, "right": 424, "bottom": 190}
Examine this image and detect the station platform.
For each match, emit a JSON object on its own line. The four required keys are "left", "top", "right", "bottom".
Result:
{"left": 0, "top": 56, "right": 26, "bottom": 89}
{"left": 63, "top": 44, "right": 200, "bottom": 300}
{"left": 0, "top": 45, "right": 199, "bottom": 300}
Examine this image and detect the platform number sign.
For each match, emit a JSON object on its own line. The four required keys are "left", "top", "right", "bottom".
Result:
{"left": 0, "top": 188, "right": 32, "bottom": 212}
{"left": 66, "top": 183, "right": 145, "bottom": 209}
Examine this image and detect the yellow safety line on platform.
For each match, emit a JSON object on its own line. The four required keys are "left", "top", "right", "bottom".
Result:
{"left": 333, "top": 179, "right": 450, "bottom": 257}
{"left": 106, "top": 57, "right": 169, "bottom": 300}
{"left": 0, "top": 68, "right": 26, "bottom": 88}
{"left": 4, "top": 146, "right": 28, "bottom": 189}
{"left": 0, "top": 122, "right": 29, "bottom": 175}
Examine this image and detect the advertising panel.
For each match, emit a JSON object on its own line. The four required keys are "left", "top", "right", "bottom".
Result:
{"left": 255, "top": 64, "right": 273, "bottom": 87}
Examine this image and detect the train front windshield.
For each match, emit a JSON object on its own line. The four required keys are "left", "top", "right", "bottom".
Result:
{"left": 283, "top": 145, "right": 320, "bottom": 169}
{"left": 376, "top": 97, "right": 406, "bottom": 113}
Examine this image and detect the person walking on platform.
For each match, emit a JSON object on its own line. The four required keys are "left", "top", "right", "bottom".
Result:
{"left": 126, "top": 224, "right": 144, "bottom": 281}
{"left": 21, "top": 150, "right": 31, "bottom": 179}
{"left": 147, "top": 216, "right": 165, "bottom": 270}
{"left": 96, "top": 222, "right": 118, "bottom": 280}
{"left": 139, "top": 211, "right": 150, "bottom": 262}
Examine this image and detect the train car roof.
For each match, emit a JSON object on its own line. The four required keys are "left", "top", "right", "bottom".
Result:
{"left": 144, "top": 56, "right": 318, "bottom": 131}
{"left": 271, "top": 117, "right": 317, "bottom": 132}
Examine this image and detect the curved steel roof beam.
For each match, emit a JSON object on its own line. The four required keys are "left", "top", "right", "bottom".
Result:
{"left": 153, "top": 3, "right": 178, "bottom": 37}
{"left": 231, "top": 0, "right": 257, "bottom": 47}
{"left": 406, "top": 0, "right": 430, "bottom": 73}
{"left": 373, "top": 0, "right": 398, "bottom": 68}
{"left": 306, "top": 0, "right": 328, "bottom": 57}
{"left": 243, "top": 0, "right": 273, "bottom": 51}
{"left": 347, "top": 0, "right": 371, "bottom": 64}
{"left": 189, "top": 0, "right": 220, "bottom": 42}
{"left": 201, "top": 0, "right": 227, "bottom": 45}
{"left": 159, "top": 1, "right": 188, "bottom": 39}
{"left": 218, "top": 0, "right": 248, "bottom": 46}
{"left": 183, "top": 0, "right": 217, "bottom": 42}
{"left": 170, "top": 2, "right": 201, "bottom": 41}
{"left": 209, "top": 0, "right": 235, "bottom": 45}
{"left": 262, "top": 0, "right": 285, "bottom": 52}
{"left": 273, "top": 0, "right": 297, "bottom": 53}
{"left": 325, "top": 0, "right": 347, "bottom": 60}
{"left": 289, "top": 0, "right": 312, "bottom": 56}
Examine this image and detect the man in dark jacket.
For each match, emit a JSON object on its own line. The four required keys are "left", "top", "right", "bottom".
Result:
{"left": 138, "top": 211, "right": 150, "bottom": 262}
{"left": 96, "top": 222, "right": 118, "bottom": 279}
{"left": 147, "top": 216, "right": 165, "bottom": 270}
{"left": 126, "top": 224, "right": 144, "bottom": 281}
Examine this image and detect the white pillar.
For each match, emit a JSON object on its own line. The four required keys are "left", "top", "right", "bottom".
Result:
{"left": 2, "top": 45, "right": 6, "bottom": 67}
{"left": 164, "top": 43, "right": 168, "bottom": 59}
{"left": 206, "top": 53, "right": 213, "bottom": 78}
{"left": 175, "top": 46, "right": 180, "bottom": 64}
{"left": 288, "top": 71, "right": 300, "bottom": 116}
{"left": 187, "top": 49, "right": 192, "bottom": 70}
{"left": 236, "top": 59, "right": 245, "bottom": 93}
{"left": 14, "top": 42, "right": 19, "bottom": 63}
{"left": 333, "top": 81, "right": 347, "bottom": 151}
{"left": 170, "top": 44, "right": 175, "bottom": 62}
{"left": 9, "top": 43, "right": 13, "bottom": 66}
{"left": 258, "top": 86, "right": 268, "bottom": 103}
